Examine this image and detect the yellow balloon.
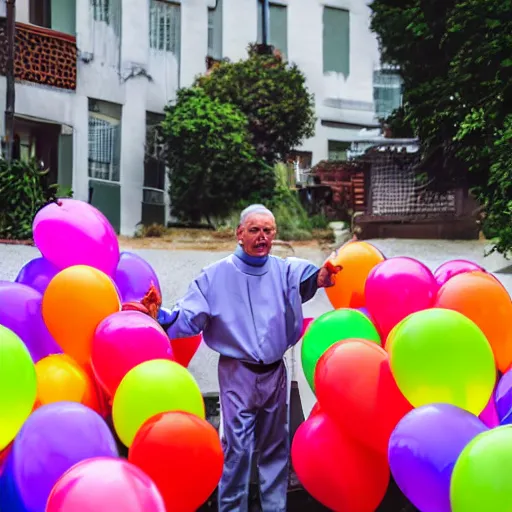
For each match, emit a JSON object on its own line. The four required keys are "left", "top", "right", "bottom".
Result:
{"left": 0, "top": 325, "right": 37, "bottom": 450}
{"left": 390, "top": 309, "right": 495, "bottom": 415}
{"left": 112, "top": 359, "right": 205, "bottom": 447}
{"left": 35, "top": 354, "right": 100, "bottom": 412}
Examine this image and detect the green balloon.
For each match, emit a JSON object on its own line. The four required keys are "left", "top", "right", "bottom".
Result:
{"left": 389, "top": 308, "right": 495, "bottom": 415}
{"left": 451, "top": 426, "right": 512, "bottom": 511}
{"left": 0, "top": 325, "right": 37, "bottom": 450}
{"left": 112, "top": 359, "right": 205, "bottom": 447}
{"left": 301, "top": 309, "right": 381, "bottom": 391}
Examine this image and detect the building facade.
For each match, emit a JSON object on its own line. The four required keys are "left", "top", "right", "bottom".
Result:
{"left": 0, "top": 0, "right": 402, "bottom": 235}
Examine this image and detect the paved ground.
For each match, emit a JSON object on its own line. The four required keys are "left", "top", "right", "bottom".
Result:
{"left": 1, "top": 238, "right": 510, "bottom": 417}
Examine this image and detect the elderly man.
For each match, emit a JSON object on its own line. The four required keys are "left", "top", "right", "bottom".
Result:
{"left": 158, "top": 204, "right": 340, "bottom": 512}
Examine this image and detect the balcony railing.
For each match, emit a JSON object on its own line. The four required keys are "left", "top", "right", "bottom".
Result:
{"left": 0, "top": 18, "right": 77, "bottom": 91}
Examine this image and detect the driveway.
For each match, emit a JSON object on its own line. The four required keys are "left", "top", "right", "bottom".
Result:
{"left": 1, "top": 238, "right": 510, "bottom": 417}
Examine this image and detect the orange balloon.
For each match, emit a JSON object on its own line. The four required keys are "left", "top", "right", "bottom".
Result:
{"left": 42, "top": 265, "right": 120, "bottom": 366}
{"left": 129, "top": 411, "right": 223, "bottom": 512}
{"left": 434, "top": 271, "right": 512, "bottom": 372}
{"left": 35, "top": 354, "right": 100, "bottom": 412}
{"left": 315, "top": 338, "right": 413, "bottom": 455}
{"left": 325, "top": 241, "right": 385, "bottom": 309}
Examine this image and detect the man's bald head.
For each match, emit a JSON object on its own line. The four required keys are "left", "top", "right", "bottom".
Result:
{"left": 239, "top": 204, "right": 275, "bottom": 227}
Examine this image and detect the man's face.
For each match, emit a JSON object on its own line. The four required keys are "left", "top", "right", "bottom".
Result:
{"left": 237, "top": 213, "right": 277, "bottom": 257}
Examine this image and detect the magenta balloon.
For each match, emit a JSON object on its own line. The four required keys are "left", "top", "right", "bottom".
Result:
{"left": 114, "top": 252, "right": 162, "bottom": 303}
{"left": 0, "top": 281, "right": 61, "bottom": 362}
{"left": 365, "top": 257, "right": 437, "bottom": 340}
{"left": 91, "top": 311, "right": 173, "bottom": 396}
{"left": 15, "top": 256, "right": 60, "bottom": 295}
{"left": 46, "top": 457, "right": 166, "bottom": 512}
{"left": 433, "top": 259, "right": 485, "bottom": 287}
{"left": 32, "top": 199, "right": 120, "bottom": 276}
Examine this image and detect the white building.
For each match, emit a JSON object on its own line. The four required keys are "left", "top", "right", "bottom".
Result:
{"left": 0, "top": 0, "right": 402, "bottom": 235}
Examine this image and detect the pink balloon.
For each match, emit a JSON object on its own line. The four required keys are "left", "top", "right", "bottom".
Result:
{"left": 479, "top": 385, "right": 499, "bottom": 428}
{"left": 365, "top": 257, "right": 437, "bottom": 341}
{"left": 46, "top": 457, "right": 166, "bottom": 512}
{"left": 300, "top": 317, "right": 314, "bottom": 339}
{"left": 91, "top": 311, "right": 174, "bottom": 397}
{"left": 33, "top": 199, "right": 120, "bottom": 276}
{"left": 434, "top": 259, "right": 485, "bottom": 287}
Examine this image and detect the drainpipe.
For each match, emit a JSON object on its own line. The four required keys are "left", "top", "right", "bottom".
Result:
{"left": 261, "top": 0, "right": 270, "bottom": 46}
{"left": 4, "top": 0, "right": 16, "bottom": 162}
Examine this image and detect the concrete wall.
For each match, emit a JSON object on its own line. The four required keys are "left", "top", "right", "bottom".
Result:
{"left": 1, "top": 0, "right": 382, "bottom": 234}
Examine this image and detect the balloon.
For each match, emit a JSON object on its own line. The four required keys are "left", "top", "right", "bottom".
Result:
{"left": 32, "top": 198, "right": 120, "bottom": 276}
{"left": 433, "top": 259, "right": 485, "bottom": 287}
{"left": 390, "top": 308, "right": 496, "bottom": 415}
{"left": 114, "top": 252, "right": 161, "bottom": 303}
{"left": 129, "top": 411, "right": 223, "bottom": 512}
{"left": 91, "top": 311, "right": 173, "bottom": 397}
{"left": 15, "top": 256, "right": 60, "bottom": 295}
{"left": 42, "top": 265, "right": 121, "bottom": 366}
{"left": 35, "top": 354, "right": 100, "bottom": 411}
{"left": 315, "top": 339, "right": 412, "bottom": 455}
{"left": 0, "top": 326, "right": 37, "bottom": 451}
{"left": 291, "top": 412, "right": 389, "bottom": 512}
{"left": 435, "top": 270, "right": 512, "bottom": 372}
{"left": 0, "top": 444, "right": 11, "bottom": 478}
{"left": 365, "top": 257, "right": 437, "bottom": 340}
{"left": 495, "top": 369, "right": 512, "bottom": 424}
{"left": 0, "top": 281, "right": 61, "bottom": 362}
{"left": 301, "top": 308, "right": 381, "bottom": 391}
{"left": 389, "top": 404, "right": 488, "bottom": 512}
{"left": 170, "top": 333, "right": 202, "bottom": 368}
{"left": 112, "top": 359, "right": 205, "bottom": 447}
{"left": 450, "top": 426, "right": 512, "bottom": 512}
{"left": 479, "top": 385, "right": 499, "bottom": 428}
{"left": 325, "top": 241, "right": 385, "bottom": 309}
{"left": 46, "top": 457, "right": 166, "bottom": 512}
{"left": 0, "top": 402, "right": 118, "bottom": 512}
{"left": 309, "top": 402, "right": 321, "bottom": 418}
{"left": 299, "top": 317, "right": 314, "bottom": 339}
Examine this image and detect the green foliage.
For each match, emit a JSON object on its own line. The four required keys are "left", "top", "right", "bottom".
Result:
{"left": 195, "top": 44, "right": 316, "bottom": 165}
{"left": 370, "top": 0, "right": 512, "bottom": 252}
{"left": 0, "top": 159, "right": 59, "bottom": 240}
{"left": 161, "top": 87, "right": 274, "bottom": 225}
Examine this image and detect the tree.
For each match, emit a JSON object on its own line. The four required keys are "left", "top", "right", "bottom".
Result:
{"left": 370, "top": 0, "right": 512, "bottom": 252}
{"left": 195, "top": 44, "right": 316, "bottom": 166}
{"left": 161, "top": 87, "right": 274, "bottom": 225}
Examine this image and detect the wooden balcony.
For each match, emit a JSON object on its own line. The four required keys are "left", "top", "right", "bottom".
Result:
{"left": 0, "top": 18, "right": 77, "bottom": 90}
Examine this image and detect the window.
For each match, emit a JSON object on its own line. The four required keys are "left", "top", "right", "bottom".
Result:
{"left": 328, "top": 140, "right": 351, "bottom": 161}
{"left": 257, "top": 1, "right": 288, "bottom": 57}
{"left": 92, "top": 0, "right": 110, "bottom": 24}
{"left": 88, "top": 113, "right": 121, "bottom": 182}
{"left": 149, "top": 0, "right": 181, "bottom": 57}
{"left": 323, "top": 7, "right": 350, "bottom": 77}
{"left": 208, "top": 0, "right": 223, "bottom": 60}
{"left": 373, "top": 70, "right": 403, "bottom": 120}
{"left": 29, "top": 0, "right": 51, "bottom": 29}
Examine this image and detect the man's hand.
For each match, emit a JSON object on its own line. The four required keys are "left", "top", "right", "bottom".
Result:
{"left": 317, "top": 261, "right": 342, "bottom": 288}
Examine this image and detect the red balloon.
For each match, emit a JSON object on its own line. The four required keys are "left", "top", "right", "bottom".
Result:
{"left": 292, "top": 412, "right": 389, "bottom": 512}
{"left": 129, "top": 411, "right": 223, "bottom": 512}
{"left": 170, "top": 334, "right": 202, "bottom": 367}
{"left": 309, "top": 402, "right": 321, "bottom": 418}
{"left": 315, "top": 338, "right": 413, "bottom": 455}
